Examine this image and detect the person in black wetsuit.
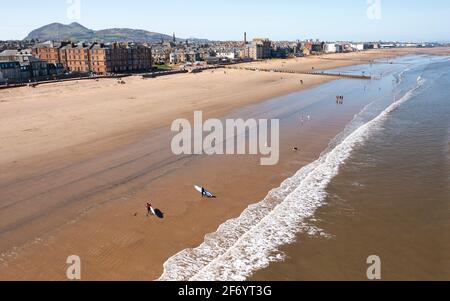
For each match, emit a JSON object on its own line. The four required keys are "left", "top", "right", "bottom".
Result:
{"left": 146, "top": 203, "right": 155, "bottom": 216}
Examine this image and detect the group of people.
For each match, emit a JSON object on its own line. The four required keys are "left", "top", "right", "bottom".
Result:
{"left": 144, "top": 186, "right": 213, "bottom": 219}
{"left": 336, "top": 95, "right": 345, "bottom": 104}
{"left": 300, "top": 113, "right": 311, "bottom": 126}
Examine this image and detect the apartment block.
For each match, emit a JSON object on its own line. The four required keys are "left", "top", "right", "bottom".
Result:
{"left": 250, "top": 38, "right": 272, "bottom": 60}
{"left": 32, "top": 41, "right": 70, "bottom": 65}
{"left": 34, "top": 42, "right": 153, "bottom": 75}
{"left": 60, "top": 43, "right": 91, "bottom": 73}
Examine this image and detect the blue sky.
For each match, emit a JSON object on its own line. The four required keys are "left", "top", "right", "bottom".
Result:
{"left": 1, "top": 0, "right": 449, "bottom": 41}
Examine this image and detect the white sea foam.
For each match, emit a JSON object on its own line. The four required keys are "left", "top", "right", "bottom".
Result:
{"left": 158, "top": 77, "right": 426, "bottom": 281}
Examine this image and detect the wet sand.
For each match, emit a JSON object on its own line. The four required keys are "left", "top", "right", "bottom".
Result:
{"left": 237, "top": 48, "right": 450, "bottom": 73}
{"left": 251, "top": 54, "right": 450, "bottom": 281}
{"left": 0, "top": 48, "right": 448, "bottom": 280}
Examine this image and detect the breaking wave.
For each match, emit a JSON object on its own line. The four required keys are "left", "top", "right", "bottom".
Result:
{"left": 158, "top": 77, "right": 426, "bottom": 281}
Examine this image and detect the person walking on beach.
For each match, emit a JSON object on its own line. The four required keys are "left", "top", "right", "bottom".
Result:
{"left": 146, "top": 203, "right": 156, "bottom": 217}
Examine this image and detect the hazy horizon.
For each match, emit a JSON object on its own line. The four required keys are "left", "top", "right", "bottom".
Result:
{"left": 1, "top": 0, "right": 449, "bottom": 42}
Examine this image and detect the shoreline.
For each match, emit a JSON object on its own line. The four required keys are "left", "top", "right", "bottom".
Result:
{"left": 0, "top": 48, "right": 448, "bottom": 280}
{"left": 250, "top": 54, "right": 450, "bottom": 281}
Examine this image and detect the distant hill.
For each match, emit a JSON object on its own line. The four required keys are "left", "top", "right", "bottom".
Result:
{"left": 24, "top": 22, "right": 208, "bottom": 43}
{"left": 25, "top": 23, "right": 96, "bottom": 41}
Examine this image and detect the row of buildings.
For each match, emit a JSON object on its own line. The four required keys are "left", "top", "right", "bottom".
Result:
{"left": 153, "top": 36, "right": 274, "bottom": 66}
{"left": 0, "top": 40, "right": 35, "bottom": 53}
{"left": 0, "top": 34, "right": 440, "bottom": 84}
{"left": 32, "top": 41, "right": 153, "bottom": 74}
{"left": 0, "top": 41, "right": 153, "bottom": 84}
{"left": 0, "top": 49, "right": 63, "bottom": 84}
{"left": 150, "top": 35, "right": 393, "bottom": 67}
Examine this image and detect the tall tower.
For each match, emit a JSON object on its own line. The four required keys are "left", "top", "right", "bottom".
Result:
{"left": 244, "top": 32, "right": 247, "bottom": 46}
{"left": 173, "top": 32, "right": 176, "bottom": 43}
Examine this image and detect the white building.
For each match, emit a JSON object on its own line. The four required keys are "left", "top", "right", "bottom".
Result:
{"left": 380, "top": 44, "right": 396, "bottom": 49}
{"left": 170, "top": 52, "right": 178, "bottom": 64}
{"left": 215, "top": 51, "right": 239, "bottom": 60}
{"left": 323, "top": 43, "right": 337, "bottom": 53}
{"left": 351, "top": 43, "right": 364, "bottom": 51}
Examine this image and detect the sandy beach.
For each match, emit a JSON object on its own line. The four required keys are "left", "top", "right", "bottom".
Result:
{"left": 234, "top": 47, "right": 450, "bottom": 73}
{"left": 0, "top": 48, "right": 448, "bottom": 280}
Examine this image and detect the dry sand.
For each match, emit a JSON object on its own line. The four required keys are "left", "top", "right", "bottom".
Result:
{"left": 0, "top": 70, "right": 326, "bottom": 165}
{"left": 0, "top": 48, "right": 448, "bottom": 280}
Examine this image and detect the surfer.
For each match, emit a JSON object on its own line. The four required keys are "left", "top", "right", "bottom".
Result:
{"left": 195, "top": 185, "right": 216, "bottom": 198}
{"left": 146, "top": 203, "right": 164, "bottom": 219}
{"left": 146, "top": 203, "right": 156, "bottom": 217}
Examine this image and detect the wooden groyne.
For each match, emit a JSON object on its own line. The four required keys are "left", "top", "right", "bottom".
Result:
{"left": 142, "top": 65, "right": 226, "bottom": 78}
{"left": 142, "top": 69, "right": 188, "bottom": 78}
{"left": 0, "top": 74, "right": 133, "bottom": 90}
{"left": 225, "top": 65, "right": 373, "bottom": 80}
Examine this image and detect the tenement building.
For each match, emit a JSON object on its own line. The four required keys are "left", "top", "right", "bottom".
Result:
{"left": 33, "top": 42, "right": 153, "bottom": 75}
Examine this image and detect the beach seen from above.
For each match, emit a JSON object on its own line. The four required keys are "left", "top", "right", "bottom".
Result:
{"left": 0, "top": 47, "right": 448, "bottom": 280}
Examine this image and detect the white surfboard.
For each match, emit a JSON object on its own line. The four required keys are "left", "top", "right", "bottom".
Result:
{"left": 194, "top": 185, "right": 215, "bottom": 198}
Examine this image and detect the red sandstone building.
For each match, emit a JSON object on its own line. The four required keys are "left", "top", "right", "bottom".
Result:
{"left": 60, "top": 43, "right": 91, "bottom": 73}
{"left": 32, "top": 42, "right": 152, "bottom": 75}
{"left": 31, "top": 41, "right": 69, "bottom": 65}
